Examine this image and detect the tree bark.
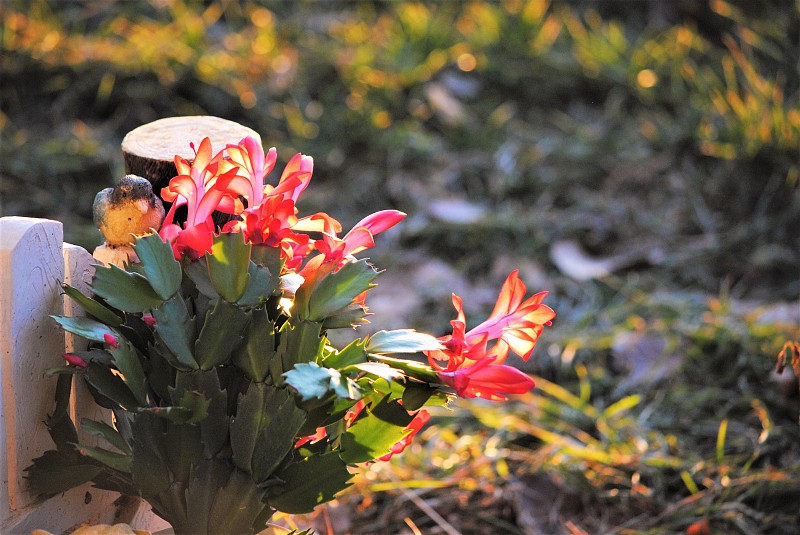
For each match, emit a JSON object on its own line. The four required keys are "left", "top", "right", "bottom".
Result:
{"left": 121, "top": 116, "right": 262, "bottom": 228}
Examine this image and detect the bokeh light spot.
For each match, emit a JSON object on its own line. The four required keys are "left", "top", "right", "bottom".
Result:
{"left": 637, "top": 69, "right": 658, "bottom": 88}
{"left": 250, "top": 8, "right": 273, "bottom": 28}
{"left": 372, "top": 110, "right": 392, "bottom": 129}
{"left": 457, "top": 52, "right": 477, "bottom": 72}
{"left": 272, "top": 54, "right": 292, "bottom": 74}
{"left": 240, "top": 91, "right": 257, "bottom": 109}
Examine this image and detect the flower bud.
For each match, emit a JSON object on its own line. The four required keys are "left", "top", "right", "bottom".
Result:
{"left": 103, "top": 333, "right": 119, "bottom": 348}
{"left": 63, "top": 353, "right": 89, "bottom": 369}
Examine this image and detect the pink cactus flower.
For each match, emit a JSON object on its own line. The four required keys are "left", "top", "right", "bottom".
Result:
{"left": 425, "top": 270, "right": 554, "bottom": 401}
{"left": 63, "top": 353, "right": 89, "bottom": 369}
{"left": 103, "top": 333, "right": 119, "bottom": 349}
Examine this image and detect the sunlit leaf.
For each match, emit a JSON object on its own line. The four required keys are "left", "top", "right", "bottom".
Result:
{"left": 366, "top": 329, "right": 443, "bottom": 354}
{"left": 207, "top": 233, "right": 251, "bottom": 303}
{"left": 340, "top": 397, "right": 413, "bottom": 464}
{"left": 51, "top": 315, "right": 114, "bottom": 343}
{"left": 132, "top": 232, "right": 182, "bottom": 300}
{"left": 305, "top": 259, "right": 377, "bottom": 321}
{"left": 92, "top": 263, "right": 164, "bottom": 312}
{"left": 284, "top": 362, "right": 360, "bottom": 401}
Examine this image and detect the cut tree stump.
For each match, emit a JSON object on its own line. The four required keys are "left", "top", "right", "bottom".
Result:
{"left": 121, "top": 116, "right": 262, "bottom": 228}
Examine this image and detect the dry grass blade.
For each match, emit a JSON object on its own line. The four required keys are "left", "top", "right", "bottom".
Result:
{"left": 400, "top": 489, "right": 462, "bottom": 535}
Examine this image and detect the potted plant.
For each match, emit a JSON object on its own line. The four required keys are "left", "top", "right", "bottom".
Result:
{"left": 26, "top": 134, "right": 555, "bottom": 535}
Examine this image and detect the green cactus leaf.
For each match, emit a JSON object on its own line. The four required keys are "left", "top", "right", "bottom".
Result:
{"left": 132, "top": 233, "right": 182, "bottom": 300}
{"left": 163, "top": 421, "right": 203, "bottom": 484}
{"left": 320, "top": 303, "right": 370, "bottom": 329}
{"left": 130, "top": 413, "right": 171, "bottom": 497}
{"left": 250, "top": 243, "right": 283, "bottom": 278}
{"left": 84, "top": 360, "right": 142, "bottom": 410}
{"left": 207, "top": 462, "right": 273, "bottom": 534}
{"left": 230, "top": 383, "right": 275, "bottom": 473}
{"left": 184, "top": 458, "right": 228, "bottom": 535}
{"left": 152, "top": 296, "right": 198, "bottom": 370}
{"left": 109, "top": 338, "right": 149, "bottom": 406}
{"left": 195, "top": 298, "right": 249, "bottom": 370}
{"left": 401, "top": 382, "right": 440, "bottom": 411}
{"left": 305, "top": 259, "right": 378, "bottom": 321}
{"left": 368, "top": 354, "right": 441, "bottom": 383}
{"left": 269, "top": 452, "right": 352, "bottom": 514}
{"left": 366, "top": 329, "right": 443, "bottom": 355}
{"left": 61, "top": 283, "right": 123, "bottom": 326}
{"left": 75, "top": 444, "right": 132, "bottom": 473}
{"left": 146, "top": 341, "right": 174, "bottom": 403}
{"left": 80, "top": 418, "right": 131, "bottom": 454}
{"left": 322, "top": 338, "right": 368, "bottom": 368}
{"left": 51, "top": 315, "right": 114, "bottom": 343}
{"left": 184, "top": 257, "right": 219, "bottom": 299}
{"left": 118, "top": 317, "right": 153, "bottom": 354}
{"left": 251, "top": 395, "right": 307, "bottom": 482}
{"left": 284, "top": 362, "right": 361, "bottom": 402}
{"left": 140, "top": 389, "right": 210, "bottom": 425}
{"left": 229, "top": 383, "right": 305, "bottom": 480}
{"left": 92, "top": 263, "right": 165, "bottom": 312}
{"left": 45, "top": 365, "right": 80, "bottom": 376}
{"left": 177, "top": 389, "right": 211, "bottom": 424}
{"left": 207, "top": 233, "right": 251, "bottom": 303}
{"left": 77, "top": 349, "right": 114, "bottom": 366}
{"left": 233, "top": 306, "right": 276, "bottom": 382}
{"left": 174, "top": 370, "right": 228, "bottom": 457}
{"left": 45, "top": 373, "right": 80, "bottom": 450}
{"left": 347, "top": 361, "right": 404, "bottom": 383}
{"left": 339, "top": 397, "right": 414, "bottom": 464}
{"left": 181, "top": 458, "right": 272, "bottom": 534}
{"left": 25, "top": 450, "right": 103, "bottom": 499}
{"left": 237, "top": 261, "right": 279, "bottom": 307}
{"left": 270, "top": 320, "right": 325, "bottom": 383}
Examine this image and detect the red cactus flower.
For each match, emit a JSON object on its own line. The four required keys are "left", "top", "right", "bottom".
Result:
{"left": 436, "top": 356, "right": 535, "bottom": 401}
{"left": 63, "top": 353, "right": 89, "bottom": 369}
{"left": 425, "top": 271, "right": 554, "bottom": 401}
{"left": 159, "top": 137, "right": 240, "bottom": 260}
{"left": 315, "top": 210, "right": 406, "bottom": 266}
{"left": 103, "top": 333, "right": 119, "bottom": 349}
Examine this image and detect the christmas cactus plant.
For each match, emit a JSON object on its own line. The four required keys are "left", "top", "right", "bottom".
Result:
{"left": 26, "top": 136, "right": 555, "bottom": 534}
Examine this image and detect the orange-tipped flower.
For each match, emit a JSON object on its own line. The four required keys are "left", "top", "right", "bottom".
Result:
{"left": 426, "top": 271, "right": 554, "bottom": 400}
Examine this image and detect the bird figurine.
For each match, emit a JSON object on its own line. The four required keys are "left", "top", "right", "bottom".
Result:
{"left": 93, "top": 174, "right": 165, "bottom": 247}
{"left": 92, "top": 174, "right": 165, "bottom": 267}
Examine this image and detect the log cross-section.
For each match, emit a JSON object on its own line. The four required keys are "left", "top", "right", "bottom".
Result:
{"left": 121, "top": 115, "right": 262, "bottom": 228}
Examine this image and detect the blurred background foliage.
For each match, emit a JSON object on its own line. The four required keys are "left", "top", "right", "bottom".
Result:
{"left": 2, "top": 1, "right": 799, "bottom": 533}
